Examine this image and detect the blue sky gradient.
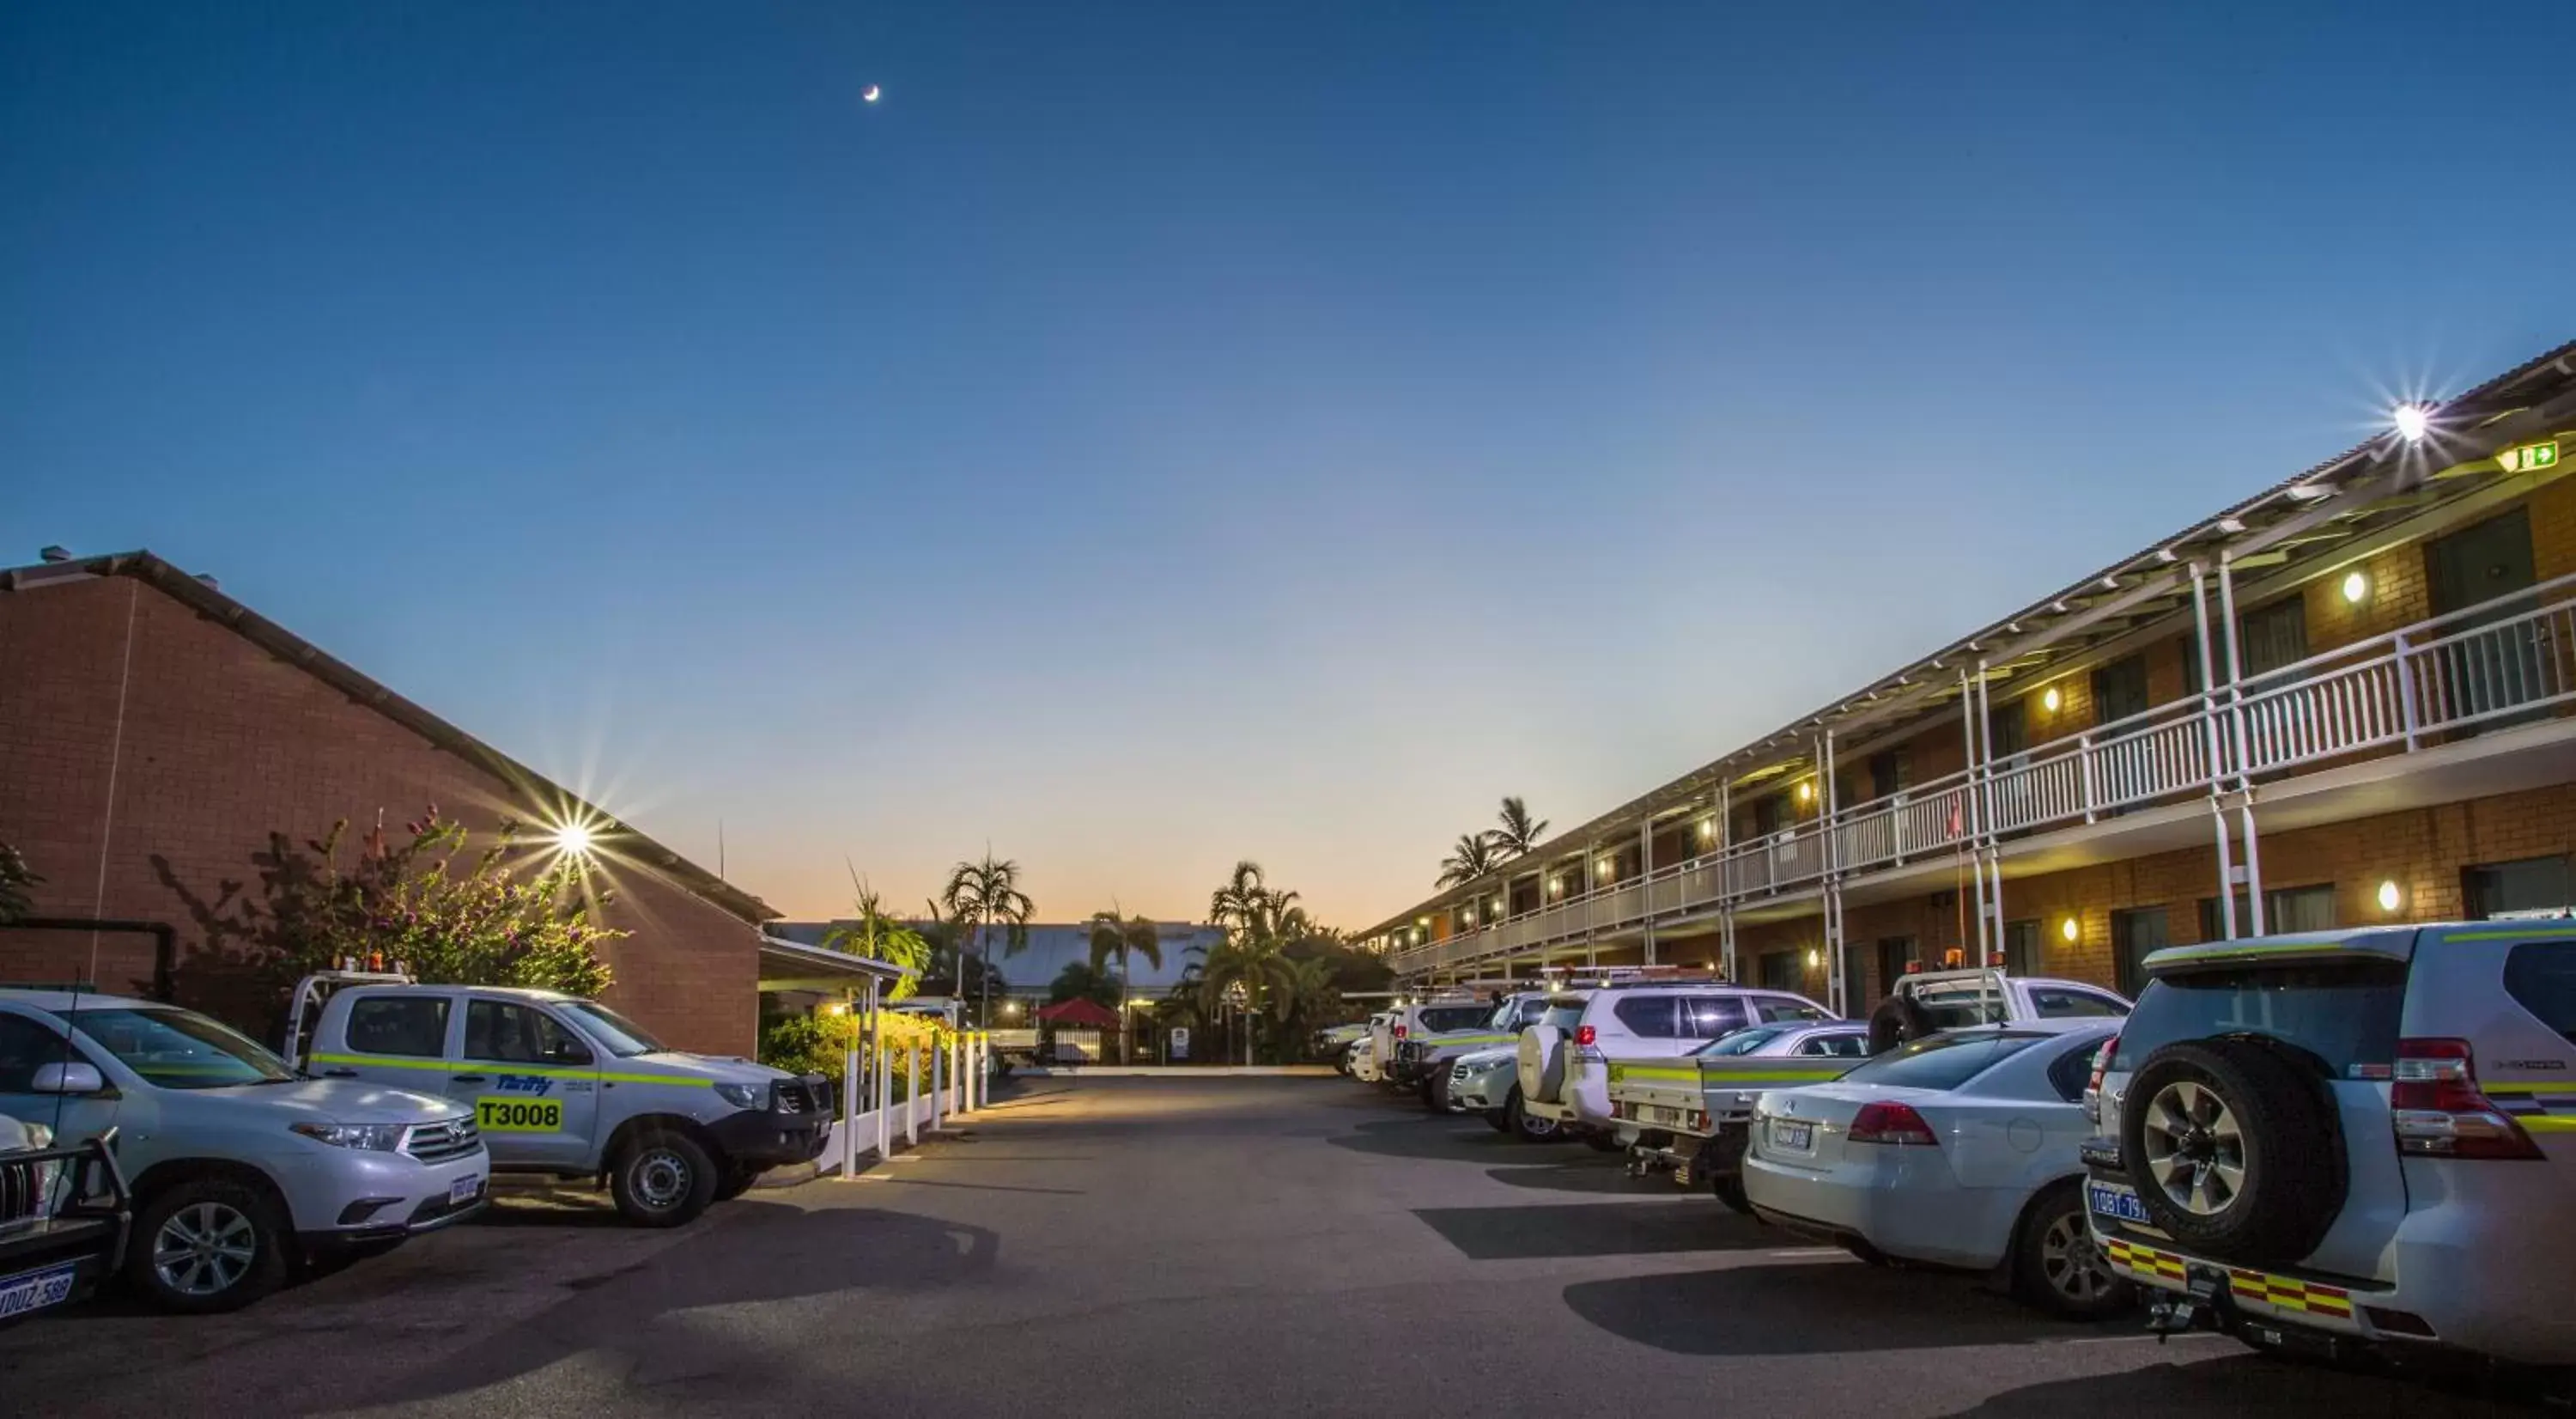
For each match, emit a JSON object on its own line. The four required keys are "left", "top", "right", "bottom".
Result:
{"left": 6, "top": 3, "right": 2573, "bottom": 927}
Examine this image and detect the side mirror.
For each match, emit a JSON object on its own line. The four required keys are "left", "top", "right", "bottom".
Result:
{"left": 31, "top": 1062, "right": 106, "bottom": 1094}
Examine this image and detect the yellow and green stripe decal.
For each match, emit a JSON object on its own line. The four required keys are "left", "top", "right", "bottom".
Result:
{"left": 2439, "top": 926, "right": 2576, "bottom": 942}
{"left": 1697, "top": 1066, "right": 1853, "bottom": 1083}
{"left": 307, "top": 1052, "right": 706, "bottom": 1087}
{"left": 1607, "top": 1064, "right": 1700, "bottom": 1084}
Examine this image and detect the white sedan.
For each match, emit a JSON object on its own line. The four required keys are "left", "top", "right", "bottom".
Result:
{"left": 1741, "top": 1020, "right": 2130, "bottom": 1319}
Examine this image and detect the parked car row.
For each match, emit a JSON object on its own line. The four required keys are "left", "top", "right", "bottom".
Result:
{"left": 0, "top": 967, "right": 833, "bottom": 1322}
{"left": 1342, "top": 926, "right": 2576, "bottom": 1387}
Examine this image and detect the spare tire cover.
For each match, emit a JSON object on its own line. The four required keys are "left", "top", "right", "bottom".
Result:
{"left": 1867, "top": 995, "right": 1935, "bottom": 1055}
{"left": 2118, "top": 1038, "right": 2348, "bottom": 1266}
{"left": 1519, "top": 1026, "right": 1568, "bottom": 1104}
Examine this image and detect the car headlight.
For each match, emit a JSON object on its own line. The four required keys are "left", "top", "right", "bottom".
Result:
{"left": 289, "top": 1122, "right": 408, "bottom": 1152}
{"left": 714, "top": 1082, "right": 768, "bottom": 1109}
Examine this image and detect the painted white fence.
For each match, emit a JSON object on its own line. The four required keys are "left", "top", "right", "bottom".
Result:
{"left": 811, "top": 1034, "right": 988, "bottom": 1179}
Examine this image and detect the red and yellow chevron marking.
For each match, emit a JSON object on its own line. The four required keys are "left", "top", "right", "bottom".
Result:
{"left": 2228, "top": 1268, "right": 2354, "bottom": 1319}
{"left": 2104, "top": 1238, "right": 2188, "bottom": 1282}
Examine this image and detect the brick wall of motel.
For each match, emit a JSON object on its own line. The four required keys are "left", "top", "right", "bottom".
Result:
{"left": 0, "top": 574, "right": 762, "bottom": 1054}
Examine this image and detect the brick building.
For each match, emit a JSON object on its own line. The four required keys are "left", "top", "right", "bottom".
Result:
{"left": 0, "top": 551, "right": 816, "bottom": 1055}
{"left": 1364, "top": 342, "right": 2576, "bottom": 1005}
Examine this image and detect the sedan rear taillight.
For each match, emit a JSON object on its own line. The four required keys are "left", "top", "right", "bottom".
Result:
{"left": 2392, "top": 1038, "right": 2543, "bottom": 1160}
{"left": 1575, "top": 1025, "right": 1596, "bottom": 1047}
{"left": 2083, "top": 1032, "right": 2118, "bottom": 1126}
{"left": 1846, "top": 1101, "right": 1940, "bottom": 1147}
{"left": 1393, "top": 1024, "right": 1406, "bottom": 1039}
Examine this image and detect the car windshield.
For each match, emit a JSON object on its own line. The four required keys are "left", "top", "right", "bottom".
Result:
{"left": 558, "top": 1001, "right": 667, "bottom": 1057}
{"left": 1837, "top": 1031, "right": 2047, "bottom": 1092}
{"left": 1415, "top": 1006, "right": 1490, "bottom": 1034}
{"left": 1698, "top": 1026, "right": 1791, "bottom": 1057}
{"left": 64, "top": 1006, "right": 297, "bottom": 1089}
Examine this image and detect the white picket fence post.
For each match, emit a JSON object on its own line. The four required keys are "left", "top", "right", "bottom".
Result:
{"left": 841, "top": 1031, "right": 860, "bottom": 1178}
{"left": 876, "top": 1039, "right": 890, "bottom": 1160}
{"left": 906, "top": 1046, "right": 920, "bottom": 1146}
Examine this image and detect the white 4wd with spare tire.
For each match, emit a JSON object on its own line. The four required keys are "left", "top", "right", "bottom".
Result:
{"left": 295, "top": 974, "right": 831, "bottom": 1227}
{"left": 1516, "top": 982, "right": 1832, "bottom": 1148}
{"left": 2085, "top": 923, "right": 2576, "bottom": 1374}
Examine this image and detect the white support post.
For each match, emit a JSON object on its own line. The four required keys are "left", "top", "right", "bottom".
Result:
{"left": 1819, "top": 730, "right": 1847, "bottom": 1015}
{"left": 2189, "top": 563, "right": 2239, "bottom": 940}
{"left": 840, "top": 989, "right": 861, "bottom": 1179}
{"left": 1960, "top": 670, "right": 1990, "bottom": 960}
{"left": 2216, "top": 554, "right": 2266, "bottom": 935}
{"left": 1639, "top": 818, "right": 1656, "bottom": 966}
{"left": 906, "top": 1046, "right": 920, "bottom": 1146}
{"left": 876, "top": 1034, "right": 890, "bottom": 1161}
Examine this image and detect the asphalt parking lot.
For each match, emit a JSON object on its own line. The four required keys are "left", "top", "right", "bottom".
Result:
{"left": 0, "top": 1077, "right": 2540, "bottom": 1416}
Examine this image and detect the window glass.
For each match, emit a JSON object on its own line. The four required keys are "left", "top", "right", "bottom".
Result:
{"left": 2466, "top": 857, "right": 2574, "bottom": 919}
{"left": 1537, "top": 999, "right": 1588, "bottom": 1032}
{"left": 464, "top": 1000, "right": 593, "bottom": 1065}
{"left": 2239, "top": 596, "right": 2312, "bottom": 679}
{"left": 1677, "top": 996, "right": 1748, "bottom": 1039}
{"left": 1753, "top": 996, "right": 1831, "bottom": 1024}
{"left": 2199, "top": 886, "right": 2338, "bottom": 941}
{"left": 64, "top": 1007, "right": 294, "bottom": 1089}
{"left": 2028, "top": 988, "right": 2128, "bottom": 1019}
{"left": 1414, "top": 1006, "right": 1490, "bottom": 1035}
{"left": 1698, "top": 1025, "right": 1789, "bottom": 1057}
{"left": 1758, "top": 952, "right": 1798, "bottom": 992}
{"left": 2004, "top": 920, "right": 2040, "bottom": 977}
{"left": 2112, "top": 907, "right": 2172, "bottom": 997}
{"left": 1611, "top": 997, "right": 1677, "bottom": 1038}
{"left": 1802, "top": 1032, "right": 1871, "bottom": 1057}
{"left": 2503, "top": 943, "right": 2576, "bottom": 1045}
{"left": 1911, "top": 982, "right": 2011, "bottom": 1031}
{"left": 1839, "top": 1032, "right": 2044, "bottom": 1092}
{"left": 347, "top": 996, "right": 451, "bottom": 1058}
{"left": 2045, "top": 1038, "right": 2104, "bottom": 1102}
{"left": 0, "top": 1013, "right": 79, "bottom": 1093}
{"left": 1513, "top": 996, "right": 1555, "bottom": 1026}
{"left": 2111, "top": 961, "right": 2403, "bottom": 1075}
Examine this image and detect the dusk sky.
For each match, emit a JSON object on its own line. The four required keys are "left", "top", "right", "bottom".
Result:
{"left": 7, "top": 3, "right": 2573, "bottom": 932}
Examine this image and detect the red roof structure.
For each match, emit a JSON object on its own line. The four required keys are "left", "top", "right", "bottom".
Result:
{"left": 1034, "top": 997, "right": 1121, "bottom": 1029}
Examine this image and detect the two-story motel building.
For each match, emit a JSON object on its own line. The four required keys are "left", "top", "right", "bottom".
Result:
{"left": 1361, "top": 342, "right": 2576, "bottom": 1009}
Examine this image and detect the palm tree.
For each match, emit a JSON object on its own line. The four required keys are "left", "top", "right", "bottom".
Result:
{"left": 1494, "top": 797, "right": 1549, "bottom": 858}
{"left": 822, "top": 868, "right": 930, "bottom": 1001}
{"left": 1208, "top": 860, "right": 1272, "bottom": 937}
{"left": 1273, "top": 955, "right": 1342, "bottom": 1056}
{"left": 941, "top": 852, "right": 1034, "bottom": 1026}
{"left": 1436, "top": 831, "right": 1504, "bottom": 887}
{"left": 1086, "top": 910, "right": 1165, "bottom": 1062}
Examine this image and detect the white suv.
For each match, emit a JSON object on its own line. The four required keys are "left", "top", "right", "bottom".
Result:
{"left": 1517, "top": 983, "right": 1833, "bottom": 1148}
{"left": 2085, "top": 922, "right": 2576, "bottom": 1375}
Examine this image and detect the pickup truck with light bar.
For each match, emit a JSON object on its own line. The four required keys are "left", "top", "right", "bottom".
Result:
{"left": 1608, "top": 1020, "right": 1869, "bottom": 1209}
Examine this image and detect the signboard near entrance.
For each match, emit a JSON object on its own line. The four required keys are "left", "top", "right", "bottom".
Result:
{"left": 2499, "top": 440, "right": 2561, "bottom": 475}
{"left": 1169, "top": 1026, "right": 1190, "bottom": 1062}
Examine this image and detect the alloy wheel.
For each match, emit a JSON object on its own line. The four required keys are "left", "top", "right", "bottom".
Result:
{"left": 2038, "top": 1209, "right": 2113, "bottom": 1302}
{"left": 154, "top": 1201, "right": 258, "bottom": 1298}
{"left": 2141, "top": 1079, "right": 2247, "bottom": 1215}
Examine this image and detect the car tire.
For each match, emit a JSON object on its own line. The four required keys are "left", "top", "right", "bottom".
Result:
{"left": 130, "top": 1178, "right": 289, "bottom": 1314}
{"left": 1508, "top": 1087, "right": 1562, "bottom": 1142}
{"left": 1867, "top": 994, "right": 1935, "bottom": 1054}
{"left": 2010, "top": 1180, "right": 2136, "bottom": 1319}
{"left": 1485, "top": 1106, "right": 1512, "bottom": 1133}
{"left": 610, "top": 1130, "right": 721, "bottom": 1227}
{"left": 1712, "top": 1175, "right": 1753, "bottom": 1214}
{"left": 2118, "top": 1038, "right": 2345, "bottom": 1265}
{"left": 713, "top": 1162, "right": 762, "bottom": 1203}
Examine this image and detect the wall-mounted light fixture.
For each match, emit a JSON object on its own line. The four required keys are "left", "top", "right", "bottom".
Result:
{"left": 1547, "top": 876, "right": 1564, "bottom": 898}
{"left": 2342, "top": 569, "right": 2370, "bottom": 605}
{"left": 1598, "top": 856, "right": 1616, "bottom": 879}
{"left": 1796, "top": 781, "right": 1814, "bottom": 804}
{"left": 2377, "top": 879, "right": 2403, "bottom": 913}
{"left": 1805, "top": 947, "right": 1820, "bottom": 968}
{"left": 1698, "top": 819, "right": 1715, "bottom": 840}
{"left": 2060, "top": 916, "right": 2080, "bottom": 943}
{"left": 2042, "top": 686, "right": 2063, "bottom": 714}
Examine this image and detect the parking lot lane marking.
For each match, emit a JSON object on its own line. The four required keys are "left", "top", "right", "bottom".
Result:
{"left": 1767, "top": 1248, "right": 1845, "bottom": 1259}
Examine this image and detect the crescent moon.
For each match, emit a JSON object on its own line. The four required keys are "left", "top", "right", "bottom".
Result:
{"left": 863, "top": 84, "right": 882, "bottom": 103}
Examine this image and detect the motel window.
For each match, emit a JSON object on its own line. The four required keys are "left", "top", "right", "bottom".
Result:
{"left": 2197, "top": 884, "right": 2337, "bottom": 941}
{"left": 2092, "top": 654, "right": 2150, "bottom": 727}
{"left": 1988, "top": 699, "right": 2027, "bottom": 760}
{"left": 2239, "top": 597, "right": 2311, "bottom": 680}
{"left": 2466, "top": 857, "right": 2573, "bottom": 920}
{"left": 2004, "top": 919, "right": 2040, "bottom": 977}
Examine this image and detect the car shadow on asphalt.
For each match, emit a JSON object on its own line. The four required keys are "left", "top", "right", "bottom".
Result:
{"left": 1326, "top": 1118, "right": 1588, "bottom": 1165}
{"left": 1936, "top": 1351, "right": 2524, "bottom": 1417}
{"left": 1480, "top": 1161, "right": 1671, "bottom": 1195}
{"left": 1415, "top": 1201, "right": 1778, "bottom": 1260}
{"left": 1561, "top": 1260, "right": 2114, "bottom": 1355}
{"left": 349, "top": 1197, "right": 1001, "bottom": 1413}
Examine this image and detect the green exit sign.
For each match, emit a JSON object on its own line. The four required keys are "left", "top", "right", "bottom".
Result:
{"left": 2499, "top": 440, "right": 2561, "bottom": 475}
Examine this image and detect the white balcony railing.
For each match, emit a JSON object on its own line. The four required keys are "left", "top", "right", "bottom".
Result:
{"left": 1390, "top": 574, "right": 2576, "bottom": 976}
